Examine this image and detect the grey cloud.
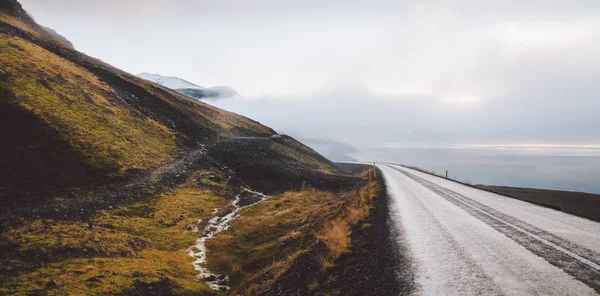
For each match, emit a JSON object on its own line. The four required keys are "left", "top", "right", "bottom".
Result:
{"left": 18, "top": 0, "right": 600, "bottom": 147}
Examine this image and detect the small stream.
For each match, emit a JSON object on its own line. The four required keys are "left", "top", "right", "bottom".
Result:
{"left": 187, "top": 188, "right": 269, "bottom": 291}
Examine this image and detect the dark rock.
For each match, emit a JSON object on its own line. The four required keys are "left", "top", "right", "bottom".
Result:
{"left": 45, "top": 280, "right": 58, "bottom": 289}
{"left": 123, "top": 168, "right": 145, "bottom": 179}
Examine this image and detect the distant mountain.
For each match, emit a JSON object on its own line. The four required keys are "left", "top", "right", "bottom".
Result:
{"left": 137, "top": 72, "right": 203, "bottom": 90}
{"left": 137, "top": 72, "right": 240, "bottom": 100}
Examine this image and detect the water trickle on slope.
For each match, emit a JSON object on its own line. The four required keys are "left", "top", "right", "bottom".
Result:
{"left": 187, "top": 187, "right": 269, "bottom": 291}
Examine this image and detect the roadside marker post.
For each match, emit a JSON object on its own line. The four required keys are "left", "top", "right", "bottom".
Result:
{"left": 373, "top": 162, "right": 377, "bottom": 178}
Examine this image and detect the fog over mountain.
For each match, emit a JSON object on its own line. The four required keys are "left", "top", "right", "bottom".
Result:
{"left": 21, "top": 0, "right": 600, "bottom": 147}
{"left": 137, "top": 72, "right": 240, "bottom": 100}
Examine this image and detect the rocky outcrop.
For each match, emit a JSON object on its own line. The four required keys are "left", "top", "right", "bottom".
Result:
{"left": 0, "top": 0, "right": 74, "bottom": 48}
{"left": 39, "top": 24, "right": 74, "bottom": 48}
{"left": 1, "top": 0, "right": 35, "bottom": 24}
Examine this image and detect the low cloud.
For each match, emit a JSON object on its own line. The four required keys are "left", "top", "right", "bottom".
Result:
{"left": 20, "top": 0, "right": 600, "bottom": 146}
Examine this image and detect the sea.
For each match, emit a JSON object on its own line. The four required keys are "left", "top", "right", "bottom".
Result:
{"left": 351, "top": 145, "right": 600, "bottom": 195}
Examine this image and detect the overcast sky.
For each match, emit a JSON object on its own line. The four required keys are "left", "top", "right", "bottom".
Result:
{"left": 21, "top": 0, "right": 600, "bottom": 147}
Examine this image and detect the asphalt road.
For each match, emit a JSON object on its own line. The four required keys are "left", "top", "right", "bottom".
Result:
{"left": 379, "top": 164, "right": 600, "bottom": 295}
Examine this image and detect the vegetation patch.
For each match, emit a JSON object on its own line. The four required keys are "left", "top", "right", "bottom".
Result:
{"left": 0, "top": 172, "right": 234, "bottom": 295}
{"left": 0, "top": 34, "right": 176, "bottom": 177}
{"left": 316, "top": 172, "right": 376, "bottom": 269}
{"left": 205, "top": 169, "right": 376, "bottom": 294}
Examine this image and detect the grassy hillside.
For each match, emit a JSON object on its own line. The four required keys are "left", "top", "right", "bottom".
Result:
{"left": 0, "top": 2, "right": 376, "bottom": 295}
{"left": 0, "top": 8, "right": 341, "bottom": 203}
{"left": 1, "top": 171, "right": 230, "bottom": 295}
{"left": 1, "top": 34, "right": 177, "bottom": 175}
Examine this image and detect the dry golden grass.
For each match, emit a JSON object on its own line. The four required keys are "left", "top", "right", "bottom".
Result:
{"left": 206, "top": 171, "right": 377, "bottom": 292}
{"left": 316, "top": 169, "right": 377, "bottom": 268}
{"left": 317, "top": 218, "right": 350, "bottom": 263}
{"left": 361, "top": 223, "right": 373, "bottom": 230}
{"left": 309, "top": 280, "right": 320, "bottom": 292}
{"left": 205, "top": 188, "right": 346, "bottom": 289}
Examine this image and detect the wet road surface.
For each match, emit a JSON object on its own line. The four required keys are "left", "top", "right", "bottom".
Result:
{"left": 379, "top": 164, "right": 600, "bottom": 295}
